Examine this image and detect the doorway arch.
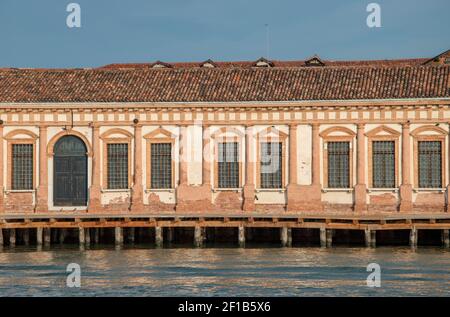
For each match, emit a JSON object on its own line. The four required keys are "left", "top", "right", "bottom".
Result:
{"left": 53, "top": 135, "right": 88, "bottom": 206}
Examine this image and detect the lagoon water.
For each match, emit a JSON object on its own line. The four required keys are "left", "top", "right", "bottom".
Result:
{"left": 0, "top": 245, "right": 449, "bottom": 296}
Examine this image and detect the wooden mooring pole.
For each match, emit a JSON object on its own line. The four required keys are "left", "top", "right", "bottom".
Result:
{"left": 409, "top": 227, "right": 418, "bottom": 247}
{"left": 365, "top": 228, "right": 376, "bottom": 247}
{"left": 155, "top": 226, "right": 163, "bottom": 247}
{"left": 23, "top": 229, "right": 30, "bottom": 246}
{"left": 115, "top": 227, "right": 123, "bottom": 245}
{"left": 442, "top": 229, "right": 450, "bottom": 248}
{"left": 36, "top": 227, "right": 43, "bottom": 246}
{"left": 238, "top": 226, "right": 245, "bottom": 247}
{"left": 194, "top": 226, "right": 203, "bottom": 247}
{"left": 43, "top": 228, "right": 51, "bottom": 246}
{"left": 280, "top": 227, "right": 292, "bottom": 247}
{"left": 9, "top": 229, "right": 15, "bottom": 247}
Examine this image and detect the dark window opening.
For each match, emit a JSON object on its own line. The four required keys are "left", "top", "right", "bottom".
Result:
{"left": 107, "top": 143, "right": 128, "bottom": 189}
{"left": 151, "top": 143, "right": 172, "bottom": 189}
{"left": 218, "top": 142, "right": 239, "bottom": 188}
{"left": 12, "top": 144, "right": 33, "bottom": 190}
{"left": 327, "top": 141, "right": 350, "bottom": 188}
{"left": 260, "top": 142, "right": 282, "bottom": 188}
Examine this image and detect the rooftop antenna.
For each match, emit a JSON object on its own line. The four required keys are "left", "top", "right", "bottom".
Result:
{"left": 265, "top": 23, "right": 270, "bottom": 59}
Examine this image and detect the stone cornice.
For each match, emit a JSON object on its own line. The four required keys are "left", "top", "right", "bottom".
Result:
{"left": 0, "top": 98, "right": 450, "bottom": 112}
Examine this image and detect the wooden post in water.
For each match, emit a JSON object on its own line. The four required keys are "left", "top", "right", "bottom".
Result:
{"left": 85, "top": 228, "right": 90, "bottom": 245}
{"left": 59, "top": 229, "right": 66, "bottom": 244}
{"left": 36, "top": 228, "right": 43, "bottom": 245}
{"left": 23, "top": 229, "right": 30, "bottom": 246}
{"left": 194, "top": 226, "right": 203, "bottom": 247}
{"left": 320, "top": 228, "right": 326, "bottom": 247}
{"left": 409, "top": 227, "right": 418, "bottom": 247}
{"left": 326, "top": 229, "right": 333, "bottom": 247}
{"left": 365, "top": 228, "right": 376, "bottom": 247}
{"left": 79, "top": 227, "right": 85, "bottom": 245}
{"left": 238, "top": 226, "right": 245, "bottom": 247}
{"left": 155, "top": 227, "right": 163, "bottom": 247}
{"left": 246, "top": 228, "right": 253, "bottom": 242}
{"left": 442, "top": 229, "right": 450, "bottom": 248}
{"left": 44, "top": 228, "right": 51, "bottom": 246}
{"left": 281, "top": 227, "right": 292, "bottom": 247}
{"left": 9, "top": 229, "right": 15, "bottom": 247}
{"left": 167, "top": 228, "right": 173, "bottom": 243}
{"left": 94, "top": 228, "right": 99, "bottom": 244}
{"left": 201, "top": 227, "right": 207, "bottom": 244}
{"left": 115, "top": 227, "right": 123, "bottom": 245}
{"left": 129, "top": 228, "right": 135, "bottom": 243}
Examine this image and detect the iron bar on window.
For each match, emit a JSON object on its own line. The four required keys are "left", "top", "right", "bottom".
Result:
{"left": 372, "top": 141, "right": 395, "bottom": 188}
{"left": 260, "top": 142, "right": 282, "bottom": 188}
{"left": 151, "top": 143, "right": 172, "bottom": 188}
{"left": 12, "top": 144, "right": 33, "bottom": 190}
{"left": 218, "top": 142, "right": 239, "bottom": 188}
{"left": 418, "top": 141, "right": 442, "bottom": 188}
{"left": 107, "top": 143, "right": 128, "bottom": 189}
{"left": 327, "top": 141, "right": 350, "bottom": 188}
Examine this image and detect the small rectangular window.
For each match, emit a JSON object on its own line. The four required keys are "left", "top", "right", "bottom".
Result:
{"left": 418, "top": 141, "right": 442, "bottom": 188}
{"left": 327, "top": 141, "right": 350, "bottom": 188}
{"left": 260, "top": 142, "right": 282, "bottom": 188}
{"left": 12, "top": 144, "right": 33, "bottom": 190}
{"left": 107, "top": 143, "right": 128, "bottom": 189}
{"left": 151, "top": 143, "right": 172, "bottom": 189}
{"left": 372, "top": 141, "right": 395, "bottom": 188}
{"left": 218, "top": 142, "right": 239, "bottom": 188}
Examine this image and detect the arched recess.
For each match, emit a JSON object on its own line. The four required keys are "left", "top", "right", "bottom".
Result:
{"left": 53, "top": 135, "right": 88, "bottom": 206}
{"left": 47, "top": 130, "right": 92, "bottom": 157}
{"left": 410, "top": 125, "right": 447, "bottom": 137}
{"left": 4, "top": 129, "right": 38, "bottom": 141}
{"left": 211, "top": 126, "right": 245, "bottom": 139}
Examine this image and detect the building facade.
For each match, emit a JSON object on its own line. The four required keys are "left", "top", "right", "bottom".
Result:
{"left": 0, "top": 51, "right": 450, "bottom": 215}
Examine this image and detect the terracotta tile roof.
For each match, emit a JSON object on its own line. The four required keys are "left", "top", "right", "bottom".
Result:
{"left": 0, "top": 64, "right": 449, "bottom": 103}
{"left": 100, "top": 58, "right": 428, "bottom": 69}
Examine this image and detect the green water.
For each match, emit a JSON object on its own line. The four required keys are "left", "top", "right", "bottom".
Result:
{"left": 0, "top": 245, "right": 449, "bottom": 296}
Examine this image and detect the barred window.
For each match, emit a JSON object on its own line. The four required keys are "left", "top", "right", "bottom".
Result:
{"left": 151, "top": 143, "right": 172, "bottom": 188}
{"left": 107, "top": 143, "right": 128, "bottom": 189}
{"left": 418, "top": 141, "right": 442, "bottom": 188}
{"left": 372, "top": 141, "right": 395, "bottom": 188}
{"left": 218, "top": 142, "right": 239, "bottom": 188}
{"left": 260, "top": 142, "right": 282, "bottom": 188}
{"left": 12, "top": 144, "right": 33, "bottom": 190}
{"left": 327, "top": 142, "right": 350, "bottom": 188}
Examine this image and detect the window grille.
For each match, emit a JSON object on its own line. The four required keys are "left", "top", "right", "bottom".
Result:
{"left": 12, "top": 144, "right": 33, "bottom": 190}
{"left": 107, "top": 143, "right": 128, "bottom": 189}
{"left": 151, "top": 143, "right": 172, "bottom": 188}
{"left": 260, "top": 142, "right": 282, "bottom": 188}
{"left": 218, "top": 142, "right": 239, "bottom": 188}
{"left": 327, "top": 142, "right": 350, "bottom": 188}
{"left": 418, "top": 141, "right": 442, "bottom": 188}
{"left": 372, "top": 141, "right": 395, "bottom": 188}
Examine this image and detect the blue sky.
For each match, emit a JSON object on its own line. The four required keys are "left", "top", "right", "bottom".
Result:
{"left": 0, "top": 0, "right": 449, "bottom": 68}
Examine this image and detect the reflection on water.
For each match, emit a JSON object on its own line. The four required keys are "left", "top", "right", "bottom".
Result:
{"left": 0, "top": 245, "right": 449, "bottom": 296}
